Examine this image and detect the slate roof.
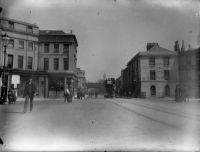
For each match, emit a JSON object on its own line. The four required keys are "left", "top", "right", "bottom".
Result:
{"left": 139, "top": 45, "right": 178, "bottom": 56}
{"left": 127, "top": 45, "right": 177, "bottom": 66}
{"left": 39, "top": 30, "right": 68, "bottom": 35}
{"left": 39, "top": 30, "right": 78, "bottom": 46}
{"left": 180, "top": 47, "right": 200, "bottom": 55}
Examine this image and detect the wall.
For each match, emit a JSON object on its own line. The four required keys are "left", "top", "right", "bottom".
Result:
{"left": 140, "top": 55, "right": 179, "bottom": 98}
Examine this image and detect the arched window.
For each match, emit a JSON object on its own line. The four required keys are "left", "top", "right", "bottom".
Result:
{"left": 165, "top": 85, "right": 170, "bottom": 96}
{"left": 150, "top": 85, "right": 156, "bottom": 96}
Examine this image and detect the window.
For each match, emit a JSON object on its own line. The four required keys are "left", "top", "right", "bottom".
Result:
{"left": 8, "top": 21, "right": 14, "bottom": 29}
{"left": 7, "top": 55, "right": 13, "bottom": 68}
{"left": 27, "top": 26, "right": 33, "bottom": 33}
{"left": 54, "top": 58, "right": 59, "bottom": 70}
{"left": 164, "top": 70, "right": 170, "bottom": 80}
{"left": 54, "top": 44, "right": 59, "bottom": 53}
{"left": 44, "top": 43, "right": 49, "bottom": 53}
{"left": 19, "top": 40, "right": 24, "bottom": 49}
{"left": 28, "top": 57, "right": 33, "bottom": 69}
{"left": 149, "top": 57, "right": 155, "bottom": 66}
{"left": 163, "top": 57, "right": 169, "bottom": 66}
{"left": 18, "top": 56, "right": 23, "bottom": 68}
{"left": 150, "top": 85, "right": 156, "bottom": 96}
{"left": 150, "top": 70, "right": 155, "bottom": 80}
{"left": 8, "top": 39, "right": 14, "bottom": 48}
{"left": 63, "top": 44, "right": 69, "bottom": 55}
{"left": 28, "top": 41, "right": 33, "bottom": 50}
{"left": 63, "top": 58, "right": 69, "bottom": 70}
{"left": 44, "top": 58, "right": 49, "bottom": 70}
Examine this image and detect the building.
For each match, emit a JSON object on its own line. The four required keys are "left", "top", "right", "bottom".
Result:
{"left": 85, "top": 82, "right": 105, "bottom": 95}
{"left": 125, "top": 43, "right": 179, "bottom": 98}
{"left": 38, "top": 30, "right": 78, "bottom": 97}
{"left": 0, "top": 16, "right": 41, "bottom": 97}
{"left": 76, "top": 67, "right": 86, "bottom": 92}
{"left": 179, "top": 47, "right": 200, "bottom": 97}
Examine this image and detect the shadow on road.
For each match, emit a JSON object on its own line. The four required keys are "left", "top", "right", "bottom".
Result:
{"left": 2, "top": 111, "right": 24, "bottom": 114}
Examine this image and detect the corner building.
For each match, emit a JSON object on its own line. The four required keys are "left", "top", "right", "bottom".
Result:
{"left": 0, "top": 17, "right": 40, "bottom": 96}
{"left": 38, "top": 30, "right": 78, "bottom": 97}
{"left": 127, "top": 43, "right": 179, "bottom": 98}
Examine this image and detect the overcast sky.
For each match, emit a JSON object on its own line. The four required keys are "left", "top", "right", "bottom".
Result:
{"left": 1, "top": 0, "right": 200, "bottom": 82}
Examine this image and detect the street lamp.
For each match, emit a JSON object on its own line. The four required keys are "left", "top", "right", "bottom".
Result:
{"left": 0, "top": 34, "right": 10, "bottom": 104}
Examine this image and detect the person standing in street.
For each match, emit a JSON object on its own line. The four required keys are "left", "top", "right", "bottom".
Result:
{"left": 23, "top": 78, "right": 36, "bottom": 113}
{"left": 64, "top": 87, "right": 70, "bottom": 103}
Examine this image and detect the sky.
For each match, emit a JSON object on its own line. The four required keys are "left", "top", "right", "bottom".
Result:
{"left": 1, "top": 0, "right": 200, "bottom": 82}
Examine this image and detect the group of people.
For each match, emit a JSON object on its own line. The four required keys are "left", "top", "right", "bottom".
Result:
{"left": 22, "top": 78, "right": 73, "bottom": 113}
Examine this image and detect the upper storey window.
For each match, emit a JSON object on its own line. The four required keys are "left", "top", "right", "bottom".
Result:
{"left": 27, "top": 26, "right": 33, "bottom": 33}
{"left": 149, "top": 57, "right": 155, "bottom": 66}
{"left": 63, "top": 44, "right": 69, "bottom": 55}
{"left": 44, "top": 43, "right": 49, "bottom": 53}
{"left": 8, "top": 21, "right": 14, "bottom": 29}
{"left": 54, "top": 44, "right": 59, "bottom": 53}
{"left": 163, "top": 57, "right": 169, "bottom": 66}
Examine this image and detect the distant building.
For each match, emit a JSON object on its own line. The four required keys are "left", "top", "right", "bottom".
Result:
{"left": 179, "top": 47, "right": 200, "bottom": 97}
{"left": 125, "top": 43, "right": 179, "bottom": 98}
{"left": 85, "top": 82, "right": 105, "bottom": 95}
{"left": 38, "top": 30, "right": 78, "bottom": 97}
{"left": 0, "top": 16, "right": 40, "bottom": 96}
{"left": 76, "top": 67, "right": 86, "bottom": 91}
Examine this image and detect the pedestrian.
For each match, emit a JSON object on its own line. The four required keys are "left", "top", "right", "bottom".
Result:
{"left": 64, "top": 87, "right": 70, "bottom": 103}
{"left": 23, "top": 78, "right": 36, "bottom": 113}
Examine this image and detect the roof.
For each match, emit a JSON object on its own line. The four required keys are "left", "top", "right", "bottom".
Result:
{"left": 39, "top": 30, "right": 68, "bottom": 35}
{"left": 180, "top": 47, "right": 200, "bottom": 55}
{"left": 139, "top": 45, "right": 178, "bottom": 56}
{"left": 127, "top": 45, "right": 177, "bottom": 66}
{"left": 0, "top": 17, "right": 38, "bottom": 28}
{"left": 39, "top": 30, "right": 78, "bottom": 46}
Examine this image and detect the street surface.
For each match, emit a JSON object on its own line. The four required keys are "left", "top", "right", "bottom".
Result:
{"left": 0, "top": 97, "right": 200, "bottom": 151}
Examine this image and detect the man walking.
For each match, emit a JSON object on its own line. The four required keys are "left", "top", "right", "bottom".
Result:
{"left": 23, "top": 78, "right": 36, "bottom": 113}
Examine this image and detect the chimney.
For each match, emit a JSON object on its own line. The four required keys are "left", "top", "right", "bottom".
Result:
{"left": 174, "top": 40, "right": 180, "bottom": 53}
{"left": 70, "top": 30, "right": 73, "bottom": 34}
{"left": 146, "top": 42, "right": 159, "bottom": 51}
{"left": 181, "top": 40, "right": 185, "bottom": 52}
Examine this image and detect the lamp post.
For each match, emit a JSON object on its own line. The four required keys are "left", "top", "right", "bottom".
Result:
{"left": 0, "top": 34, "right": 10, "bottom": 104}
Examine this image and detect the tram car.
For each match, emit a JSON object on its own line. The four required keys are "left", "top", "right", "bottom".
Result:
{"left": 104, "top": 78, "right": 115, "bottom": 98}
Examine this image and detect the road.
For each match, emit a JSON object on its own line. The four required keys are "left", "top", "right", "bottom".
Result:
{"left": 0, "top": 97, "right": 200, "bottom": 151}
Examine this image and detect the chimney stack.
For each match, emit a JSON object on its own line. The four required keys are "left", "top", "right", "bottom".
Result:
{"left": 70, "top": 30, "right": 73, "bottom": 34}
{"left": 181, "top": 40, "right": 185, "bottom": 52}
{"left": 146, "top": 42, "right": 159, "bottom": 51}
{"left": 174, "top": 40, "right": 180, "bottom": 53}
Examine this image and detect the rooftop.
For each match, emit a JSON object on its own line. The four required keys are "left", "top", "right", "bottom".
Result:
{"left": 39, "top": 30, "right": 69, "bottom": 35}
{"left": 127, "top": 45, "right": 177, "bottom": 66}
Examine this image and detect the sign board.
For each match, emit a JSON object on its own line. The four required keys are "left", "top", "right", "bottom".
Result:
{"left": 11, "top": 75, "right": 20, "bottom": 84}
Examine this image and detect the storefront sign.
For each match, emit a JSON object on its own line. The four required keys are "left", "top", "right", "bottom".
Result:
{"left": 11, "top": 75, "right": 20, "bottom": 84}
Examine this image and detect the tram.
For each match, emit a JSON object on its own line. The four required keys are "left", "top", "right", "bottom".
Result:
{"left": 104, "top": 78, "right": 115, "bottom": 98}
